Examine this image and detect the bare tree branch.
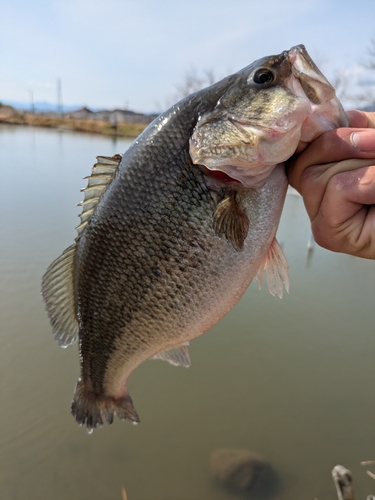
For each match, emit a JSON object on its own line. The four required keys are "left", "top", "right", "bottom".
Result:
{"left": 363, "top": 37, "right": 375, "bottom": 71}
{"left": 330, "top": 70, "right": 351, "bottom": 104}
{"left": 175, "top": 67, "right": 217, "bottom": 100}
{"left": 355, "top": 36, "right": 375, "bottom": 108}
{"left": 332, "top": 465, "right": 355, "bottom": 500}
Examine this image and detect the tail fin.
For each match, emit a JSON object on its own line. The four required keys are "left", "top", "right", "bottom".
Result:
{"left": 71, "top": 378, "right": 140, "bottom": 432}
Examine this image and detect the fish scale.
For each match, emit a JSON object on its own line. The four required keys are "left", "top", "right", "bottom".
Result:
{"left": 42, "top": 45, "right": 347, "bottom": 430}
{"left": 76, "top": 151, "right": 213, "bottom": 389}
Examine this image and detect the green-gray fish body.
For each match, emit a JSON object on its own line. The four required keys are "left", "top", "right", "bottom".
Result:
{"left": 42, "top": 45, "right": 346, "bottom": 430}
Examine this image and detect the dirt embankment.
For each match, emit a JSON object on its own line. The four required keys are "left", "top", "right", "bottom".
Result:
{"left": 0, "top": 106, "right": 148, "bottom": 138}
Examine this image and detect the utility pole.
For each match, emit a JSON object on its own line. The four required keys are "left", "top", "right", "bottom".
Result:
{"left": 57, "top": 78, "right": 63, "bottom": 115}
{"left": 29, "top": 90, "right": 35, "bottom": 114}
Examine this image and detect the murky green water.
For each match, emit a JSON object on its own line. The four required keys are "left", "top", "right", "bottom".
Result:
{"left": 1, "top": 124, "right": 374, "bottom": 500}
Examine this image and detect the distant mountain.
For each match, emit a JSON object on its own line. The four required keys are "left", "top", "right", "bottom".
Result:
{"left": 1, "top": 100, "right": 84, "bottom": 113}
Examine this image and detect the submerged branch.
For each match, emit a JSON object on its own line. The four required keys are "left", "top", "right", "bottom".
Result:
{"left": 332, "top": 463, "right": 375, "bottom": 500}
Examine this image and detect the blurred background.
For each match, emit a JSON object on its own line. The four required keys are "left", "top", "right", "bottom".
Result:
{"left": 1, "top": 1, "right": 375, "bottom": 500}
{"left": 1, "top": 0, "right": 375, "bottom": 114}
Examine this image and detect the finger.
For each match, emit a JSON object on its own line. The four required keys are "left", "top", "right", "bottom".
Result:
{"left": 366, "top": 111, "right": 375, "bottom": 128}
{"left": 321, "top": 164, "right": 375, "bottom": 222}
{"left": 346, "top": 110, "right": 368, "bottom": 127}
{"left": 287, "top": 128, "right": 375, "bottom": 193}
{"left": 346, "top": 110, "right": 375, "bottom": 128}
{"left": 312, "top": 165, "right": 375, "bottom": 258}
{"left": 301, "top": 159, "right": 375, "bottom": 221}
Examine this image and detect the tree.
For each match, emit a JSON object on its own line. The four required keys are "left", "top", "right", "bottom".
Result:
{"left": 175, "top": 68, "right": 216, "bottom": 100}
{"left": 364, "top": 36, "right": 375, "bottom": 71}
{"left": 356, "top": 36, "right": 375, "bottom": 110}
{"left": 323, "top": 37, "right": 375, "bottom": 110}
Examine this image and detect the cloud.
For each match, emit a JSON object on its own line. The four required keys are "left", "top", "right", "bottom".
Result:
{"left": 1, "top": 0, "right": 375, "bottom": 111}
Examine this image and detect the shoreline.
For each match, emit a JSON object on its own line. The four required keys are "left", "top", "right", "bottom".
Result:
{"left": 0, "top": 112, "right": 149, "bottom": 138}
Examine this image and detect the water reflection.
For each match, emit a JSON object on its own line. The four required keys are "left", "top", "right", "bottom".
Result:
{"left": 0, "top": 125, "right": 374, "bottom": 500}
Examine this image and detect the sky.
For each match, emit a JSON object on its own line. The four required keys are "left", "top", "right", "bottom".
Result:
{"left": 1, "top": 0, "right": 375, "bottom": 113}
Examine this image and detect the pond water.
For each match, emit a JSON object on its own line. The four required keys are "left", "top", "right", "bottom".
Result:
{"left": 0, "top": 124, "right": 374, "bottom": 500}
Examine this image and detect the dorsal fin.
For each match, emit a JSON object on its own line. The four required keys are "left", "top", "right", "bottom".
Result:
{"left": 42, "top": 154, "right": 122, "bottom": 347}
{"left": 76, "top": 154, "right": 121, "bottom": 239}
{"left": 152, "top": 343, "right": 191, "bottom": 367}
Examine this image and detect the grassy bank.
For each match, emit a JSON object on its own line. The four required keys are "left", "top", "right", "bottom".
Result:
{"left": 0, "top": 110, "right": 148, "bottom": 138}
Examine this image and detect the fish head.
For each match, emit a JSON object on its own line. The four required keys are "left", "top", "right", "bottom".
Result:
{"left": 189, "top": 44, "right": 348, "bottom": 188}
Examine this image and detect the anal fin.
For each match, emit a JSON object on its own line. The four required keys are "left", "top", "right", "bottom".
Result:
{"left": 256, "top": 237, "right": 289, "bottom": 298}
{"left": 152, "top": 343, "right": 191, "bottom": 368}
{"left": 213, "top": 193, "right": 249, "bottom": 251}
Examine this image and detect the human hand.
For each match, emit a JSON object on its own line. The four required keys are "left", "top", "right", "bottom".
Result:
{"left": 287, "top": 111, "right": 375, "bottom": 259}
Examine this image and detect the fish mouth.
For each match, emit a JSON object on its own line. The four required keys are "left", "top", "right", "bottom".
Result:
{"left": 190, "top": 114, "right": 304, "bottom": 188}
{"left": 229, "top": 115, "right": 300, "bottom": 138}
{"left": 287, "top": 44, "right": 336, "bottom": 105}
{"left": 286, "top": 44, "right": 348, "bottom": 136}
{"left": 191, "top": 143, "right": 283, "bottom": 189}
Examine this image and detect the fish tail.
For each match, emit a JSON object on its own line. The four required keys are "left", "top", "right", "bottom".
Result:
{"left": 71, "top": 378, "right": 140, "bottom": 431}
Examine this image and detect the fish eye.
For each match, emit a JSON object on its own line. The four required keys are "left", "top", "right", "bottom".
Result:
{"left": 252, "top": 68, "right": 275, "bottom": 85}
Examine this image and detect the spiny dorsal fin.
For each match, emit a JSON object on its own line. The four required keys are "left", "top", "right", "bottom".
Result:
{"left": 42, "top": 154, "right": 122, "bottom": 348}
{"left": 152, "top": 343, "right": 191, "bottom": 368}
{"left": 41, "top": 244, "right": 79, "bottom": 347}
{"left": 213, "top": 193, "right": 250, "bottom": 251}
{"left": 256, "top": 237, "right": 289, "bottom": 299}
{"left": 76, "top": 154, "right": 122, "bottom": 239}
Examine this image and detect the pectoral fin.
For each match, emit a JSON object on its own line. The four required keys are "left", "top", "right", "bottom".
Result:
{"left": 152, "top": 343, "right": 191, "bottom": 368}
{"left": 213, "top": 193, "right": 249, "bottom": 251}
{"left": 256, "top": 237, "right": 289, "bottom": 298}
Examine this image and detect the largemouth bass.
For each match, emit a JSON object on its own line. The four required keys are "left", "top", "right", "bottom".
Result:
{"left": 42, "top": 45, "right": 347, "bottom": 431}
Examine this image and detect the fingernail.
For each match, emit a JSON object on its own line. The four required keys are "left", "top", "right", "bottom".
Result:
{"left": 351, "top": 130, "right": 375, "bottom": 152}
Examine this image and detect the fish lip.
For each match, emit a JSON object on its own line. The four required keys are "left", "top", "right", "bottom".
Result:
{"left": 287, "top": 44, "right": 318, "bottom": 81}
{"left": 198, "top": 164, "right": 244, "bottom": 186}
{"left": 191, "top": 142, "right": 280, "bottom": 188}
{"left": 190, "top": 113, "right": 303, "bottom": 185}
{"left": 287, "top": 44, "right": 306, "bottom": 64}
{"left": 287, "top": 44, "right": 336, "bottom": 104}
{"left": 206, "top": 163, "right": 278, "bottom": 189}
{"left": 286, "top": 44, "right": 348, "bottom": 129}
{"left": 229, "top": 116, "right": 282, "bottom": 137}
{"left": 228, "top": 114, "right": 302, "bottom": 138}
